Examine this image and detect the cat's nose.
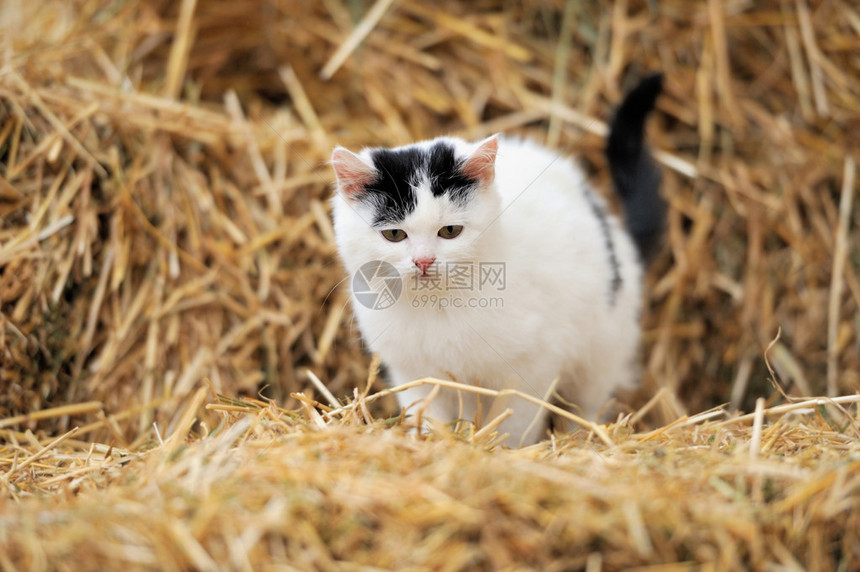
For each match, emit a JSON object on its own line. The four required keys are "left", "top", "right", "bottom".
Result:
{"left": 413, "top": 257, "right": 436, "bottom": 274}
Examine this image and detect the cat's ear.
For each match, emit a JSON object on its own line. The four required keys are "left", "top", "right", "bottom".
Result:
{"left": 461, "top": 135, "right": 499, "bottom": 187}
{"left": 331, "top": 146, "right": 376, "bottom": 199}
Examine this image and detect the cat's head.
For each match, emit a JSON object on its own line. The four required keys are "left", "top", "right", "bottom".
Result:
{"left": 330, "top": 136, "right": 501, "bottom": 284}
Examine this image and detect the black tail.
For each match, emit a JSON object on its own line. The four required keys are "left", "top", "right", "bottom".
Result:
{"left": 606, "top": 73, "right": 665, "bottom": 262}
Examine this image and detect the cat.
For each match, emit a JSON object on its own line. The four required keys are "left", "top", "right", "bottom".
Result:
{"left": 330, "top": 74, "right": 664, "bottom": 446}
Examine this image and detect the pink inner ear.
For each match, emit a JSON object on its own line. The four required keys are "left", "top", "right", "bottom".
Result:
{"left": 331, "top": 147, "right": 376, "bottom": 198}
{"left": 461, "top": 136, "right": 498, "bottom": 186}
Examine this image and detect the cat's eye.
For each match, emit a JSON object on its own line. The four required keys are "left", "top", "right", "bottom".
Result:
{"left": 438, "top": 225, "right": 463, "bottom": 239}
{"left": 381, "top": 229, "right": 407, "bottom": 242}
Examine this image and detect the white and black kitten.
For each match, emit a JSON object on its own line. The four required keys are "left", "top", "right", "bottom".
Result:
{"left": 331, "top": 75, "right": 664, "bottom": 445}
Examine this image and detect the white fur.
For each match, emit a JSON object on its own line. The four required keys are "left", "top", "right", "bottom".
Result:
{"left": 332, "top": 136, "right": 643, "bottom": 445}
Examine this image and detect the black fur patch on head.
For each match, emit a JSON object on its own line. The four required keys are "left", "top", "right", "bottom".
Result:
{"left": 364, "top": 141, "right": 479, "bottom": 226}
{"left": 365, "top": 147, "right": 422, "bottom": 226}
{"left": 426, "top": 142, "right": 479, "bottom": 205}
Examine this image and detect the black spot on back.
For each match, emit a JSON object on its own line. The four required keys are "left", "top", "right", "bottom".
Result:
{"left": 363, "top": 141, "right": 479, "bottom": 225}
{"left": 584, "top": 190, "right": 623, "bottom": 305}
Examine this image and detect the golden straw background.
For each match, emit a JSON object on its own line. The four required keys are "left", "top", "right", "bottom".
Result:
{"left": 1, "top": 0, "right": 859, "bottom": 569}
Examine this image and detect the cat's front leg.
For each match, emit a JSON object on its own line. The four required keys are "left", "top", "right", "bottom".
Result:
{"left": 386, "top": 368, "right": 477, "bottom": 435}
{"left": 390, "top": 370, "right": 551, "bottom": 445}
{"left": 489, "top": 394, "right": 551, "bottom": 446}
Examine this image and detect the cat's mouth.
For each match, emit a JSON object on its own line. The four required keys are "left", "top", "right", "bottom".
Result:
{"left": 413, "top": 266, "right": 440, "bottom": 279}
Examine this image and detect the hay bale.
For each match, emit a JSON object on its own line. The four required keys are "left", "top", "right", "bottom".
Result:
{"left": 0, "top": 0, "right": 373, "bottom": 438}
{"left": 1, "top": 391, "right": 859, "bottom": 569}
{"left": 1, "top": 0, "right": 859, "bottom": 567}
{"left": 2, "top": 0, "right": 858, "bottom": 433}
